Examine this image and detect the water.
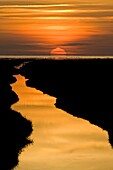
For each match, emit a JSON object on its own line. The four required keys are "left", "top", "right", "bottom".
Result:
{"left": 0, "top": 55, "right": 113, "bottom": 60}
{"left": 11, "top": 74, "right": 113, "bottom": 170}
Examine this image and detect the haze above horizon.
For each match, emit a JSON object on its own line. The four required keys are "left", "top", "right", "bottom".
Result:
{"left": 0, "top": 0, "right": 113, "bottom": 56}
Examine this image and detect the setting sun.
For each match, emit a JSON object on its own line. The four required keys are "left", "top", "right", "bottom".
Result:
{"left": 50, "top": 47, "right": 67, "bottom": 55}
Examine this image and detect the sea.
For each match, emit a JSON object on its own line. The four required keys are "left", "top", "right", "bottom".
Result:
{"left": 1, "top": 55, "right": 113, "bottom": 170}
{"left": 0, "top": 55, "right": 113, "bottom": 59}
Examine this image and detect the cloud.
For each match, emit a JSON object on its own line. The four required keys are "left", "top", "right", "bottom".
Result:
{"left": 0, "top": 1, "right": 113, "bottom": 55}
{"left": 58, "top": 33, "right": 113, "bottom": 55}
{"left": 60, "top": 42, "right": 90, "bottom": 47}
{"left": 1, "top": 32, "right": 113, "bottom": 56}
{"left": 0, "top": 32, "right": 51, "bottom": 55}
{"left": 85, "top": 34, "right": 113, "bottom": 55}
{"left": 0, "top": 4, "right": 113, "bottom": 22}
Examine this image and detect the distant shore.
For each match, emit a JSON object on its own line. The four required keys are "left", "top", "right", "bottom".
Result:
{"left": 0, "top": 55, "right": 113, "bottom": 60}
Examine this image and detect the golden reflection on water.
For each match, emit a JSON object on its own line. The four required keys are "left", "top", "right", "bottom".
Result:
{"left": 11, "top": 75, "right": 113, "bottom": 170}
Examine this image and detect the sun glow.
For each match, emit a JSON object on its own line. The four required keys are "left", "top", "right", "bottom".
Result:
{"left": 50, "top": 47, "right": 67, "bottom": 55}
{"left": 0, "top": 1, "right": 111, "bottom": 55}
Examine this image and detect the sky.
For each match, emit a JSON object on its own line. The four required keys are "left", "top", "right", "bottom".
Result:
{"left": 12, "top": 75, "right": 113, "bottom": 170}
{"left": 0, "top": 0, "right": 113, "bottom": 55}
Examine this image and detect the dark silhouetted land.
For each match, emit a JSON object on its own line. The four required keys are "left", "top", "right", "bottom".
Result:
{"left": 0, "top": 60, "right": 33, "bottom": 170}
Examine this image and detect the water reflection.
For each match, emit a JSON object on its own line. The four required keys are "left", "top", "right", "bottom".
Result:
{"left": 12, "top": 75, "right": 113, "bottom": 170}
{"left": 20, "top": 59, "right": 113, "bottom": 147}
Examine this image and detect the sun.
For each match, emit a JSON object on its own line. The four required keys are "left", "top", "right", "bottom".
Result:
{"left": 50, "top": 47, "right": 67, "bottom": 55}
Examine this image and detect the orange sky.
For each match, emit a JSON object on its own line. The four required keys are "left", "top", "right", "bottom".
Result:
{"left": 0, "top": 1, "right": 113, "bottom": 55}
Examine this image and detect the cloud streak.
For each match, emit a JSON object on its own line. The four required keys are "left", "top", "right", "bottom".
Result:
{"left": 0, "top": 1, "right": 113, "bottom": 55}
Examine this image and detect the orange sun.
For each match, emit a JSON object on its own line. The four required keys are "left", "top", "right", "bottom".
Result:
{"left": 50, "top": 47, "right": 67, "bottom": 55}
